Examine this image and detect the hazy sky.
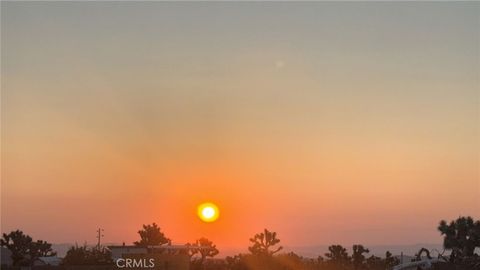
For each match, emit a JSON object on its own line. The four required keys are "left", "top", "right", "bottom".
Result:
{"left": 2, "top": 2, "right": 479, "bottom": 253}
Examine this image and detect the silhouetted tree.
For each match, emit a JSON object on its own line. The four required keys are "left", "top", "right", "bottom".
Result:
{"left": 184, "top": 242, "right": 197, "bottom": 258}
{"left": 352, "top": 245, "right": 369, "bottom": 270}
{"left": 31, "top": 240, "right": 56, "bottom": 257}
{"left": 248, "top": 229, "right": 283, "bottom": 256}
{"left": 365, "top": 255, "right": 383, "bottom": 270}
{"left": 62, "top": 245, "right": 89, "bottom": 265}
{"left": 0, "top": 230, "right": 56, "bottom": 266}
{"left": 223, "top": 244, "right": 404, "bottom": 270}
{"left": 438, "top": 216, "right": 480, "bottom": 260}
{"left": 134, "top": 223, "right": 171, "bottom": 246}
{"left": 28, "top": 239, "right": 56, "bottom": 265}
{"left": 62, "top": 244, "right": 112, "bottom": 265}
{"left": 325, "top": 245, "right": 350, "bottom": 269}
{"left": 189, "top": 237, "right": 219, "bottom": 263}
{"left": 385, "top": 251, "right": 400, "bottom": 268}
{"left": 225, "top": 254, "right": 248, "bottom": 270}
{"left": 89, "top": 246, "right": 113, "bottom": 265}
{"left": 317, "top": 255, "right": 326, "bottom": 267}
{"left": 1, "top": 230, "right": 32, "bottom": 266}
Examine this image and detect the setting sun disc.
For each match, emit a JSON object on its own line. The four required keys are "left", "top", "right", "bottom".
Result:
{"left": 197, "top": 202, "right": 219, "bottom": 223}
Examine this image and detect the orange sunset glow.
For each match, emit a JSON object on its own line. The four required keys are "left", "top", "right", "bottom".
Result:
{"left": 1, "top": 1, "right": 479, "bottom": 265}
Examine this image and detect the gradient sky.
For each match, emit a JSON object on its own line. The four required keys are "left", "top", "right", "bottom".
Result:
{"left": 1, "top": 2, "right": 479, "bottom": 253}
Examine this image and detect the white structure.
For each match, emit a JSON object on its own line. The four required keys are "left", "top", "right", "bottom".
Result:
{"left": 393, "top": 258, "right": 440, "bottom": 270}
{"left": 108, "top": 244, "right": 216, "bottom": 260}
{"left": 108, "top": 245, "right": 202, "bottom": 260}
{"left": 33, "top": 256, "right": 62, "bottom": 266}
{"left": 108, "top": 246, "right": 148, "bottom": 260}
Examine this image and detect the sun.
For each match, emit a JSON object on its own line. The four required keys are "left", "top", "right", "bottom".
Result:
{"left": 197, "top": 202, "right": 219, "bottom": 223}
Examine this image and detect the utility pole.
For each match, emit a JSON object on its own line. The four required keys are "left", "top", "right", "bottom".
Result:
{"left": 96, "top": 228, "right": 104, "bottom": 248}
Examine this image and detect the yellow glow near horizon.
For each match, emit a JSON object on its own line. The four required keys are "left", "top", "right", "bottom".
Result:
{"left": 197, "top": 202, "right": 219, "bottom": 223}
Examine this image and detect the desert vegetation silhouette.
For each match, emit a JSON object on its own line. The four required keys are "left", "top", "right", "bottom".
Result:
{"left": 2, "top": 216, "right": 480, "bottom": 270}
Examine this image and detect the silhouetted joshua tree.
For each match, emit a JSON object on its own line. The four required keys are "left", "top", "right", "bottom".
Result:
{"left": 1, "top": 230, "right": 56, "bottom": 266}
{"left": 325, "top": 245, "right": 351, "bottom": 269}
{"left": 248, "top": 229, "right": 283, "bottom": 256}
{"left": 384, "top": 251, "right": 400, "bottom": 268}
{"left": 438, "top": 216, "right": 480, "bottom": 261}
{"left": 134, "top": 223, "right": 171, "bottom": 246}
{"left": 352, "top": 244, "right": 369, "bottom": 270}
{"left": 189, "top": 237, "right": 219, "bottom": 263}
